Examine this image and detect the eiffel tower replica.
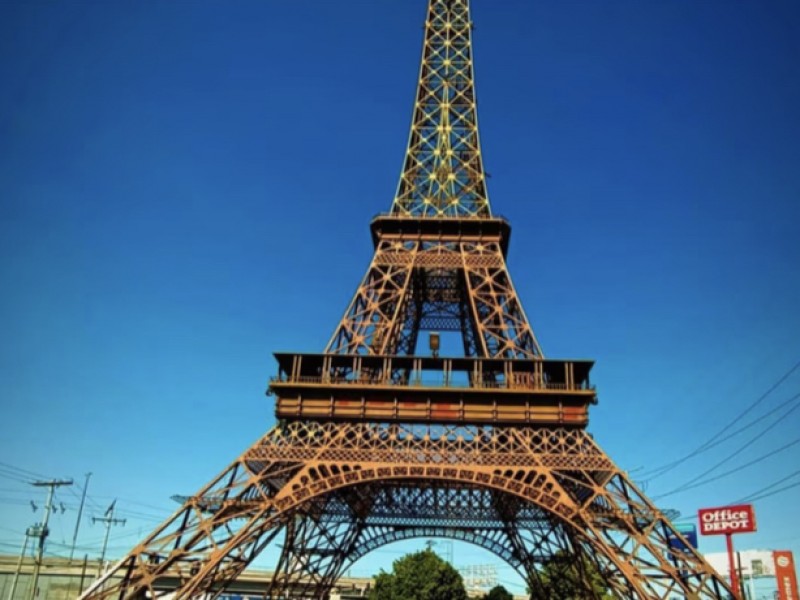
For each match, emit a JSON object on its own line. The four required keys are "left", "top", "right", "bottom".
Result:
{"left": 81, "top": 1, "right": 735, "bottom": 599}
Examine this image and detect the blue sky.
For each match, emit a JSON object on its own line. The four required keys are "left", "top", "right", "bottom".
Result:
{"left": 1, "top": 0, "right": 799, "bottom": 594}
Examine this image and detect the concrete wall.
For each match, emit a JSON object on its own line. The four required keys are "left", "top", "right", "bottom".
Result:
{"left": 0, "top": 555, "right": 377, "bottom": 600}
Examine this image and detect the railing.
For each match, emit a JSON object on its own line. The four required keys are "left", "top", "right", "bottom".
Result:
{"left": 270, "top": 355, "right": 595, "bottom": 425}
{"left": 269, "top": 374, "right": 595, "bottom": 393}
{"left": 270, "top": 354, "right": 595, "bottom": 396}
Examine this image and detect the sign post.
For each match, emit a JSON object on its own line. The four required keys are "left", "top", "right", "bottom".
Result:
{"left": 697, "top": 504, "right": 756, "bottom": 597}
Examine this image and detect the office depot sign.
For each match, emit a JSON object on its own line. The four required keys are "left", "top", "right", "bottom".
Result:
{"left": 698, "top": 504, "right": 756, "bottom": 535}
{"left": 699, "top": 504, "right": 757, "bottom": 594}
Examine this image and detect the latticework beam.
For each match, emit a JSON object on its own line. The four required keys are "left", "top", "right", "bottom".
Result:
{"left": 392, "top": 0, "right": 490, "bottom": 218}
{"left": 80, "top": 422, "right": 733, "bottom": 600}
{"left": 79, "top": 1, "right": 734, "bottom": 599}
{"left": 326, "top": 239, "right": 543, "bottom": 359}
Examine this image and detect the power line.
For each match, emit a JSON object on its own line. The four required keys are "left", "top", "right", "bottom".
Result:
{"left": 0, "top": 492, "right": 165, "bottom": 523}
{"left": 640, "top": 359, "right": 800, "bottom": 480}
{"left": 653, "top": 436, "right": 800, "bottom": 499}
{"left": 90, "top": 493, "right": 174, "bottom": 516}
{"left": 742, "top": 481, "right": 800, "bottom": 504}
{"left": 733, "top": 469, "right": 800, "bottom": 504}
{"left": 68, "top": 483, "right": 105, "bottom": 515}
{"left": 80, "top": 492, "right": 174, "bottom": 522}
{"left": 112, "top": 507, "right": 167, "bottom": 523}
{"left": 652, "top": 398, "right": 800, "bottom": 499}
{"left": 46, "top": 528, "right": 143, "bottom": 552}
{"left": 647, "top": 390, "right": 800, "bottom": 475}
{"left": 0, "top": 468, "right": 35, "bottom": 485}
{"left": 642, "top": 390, "right": 800, "bottom": 483}
{"left": 0, "top": 498, "right": 43, "bottom": 507}
{"left": 0, "top": 462, "right": 49, "bottom": 480}
{"left": 0, "top": 525, "right": 26, "bottom": 535}
{"left": 666, "top": 469, "right": 800, "bottom": 526}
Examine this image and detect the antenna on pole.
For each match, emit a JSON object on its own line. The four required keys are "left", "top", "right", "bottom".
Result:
{"left": 92, "top": 500, "right": 126, "bottom": 576}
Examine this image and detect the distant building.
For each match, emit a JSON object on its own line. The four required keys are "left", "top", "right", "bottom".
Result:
{"left": 704, "top": 549, "right": 795, "bottom": 599}
{"left": 705, "top": 549, "right": 778, "bottom": 578}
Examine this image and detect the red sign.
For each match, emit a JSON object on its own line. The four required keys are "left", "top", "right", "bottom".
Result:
{"left": 697, "top": 504, "right": 756, "bottom": 535}
{"left": 775, "top": 551, "right": 799, "bottom": 600}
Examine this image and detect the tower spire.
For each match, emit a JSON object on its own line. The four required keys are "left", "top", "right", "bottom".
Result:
{"left": 325, "top": 0, "right": 538, "bottom": 359}
{"left": 392, "top": 0, "right": 491, "bottom": 218}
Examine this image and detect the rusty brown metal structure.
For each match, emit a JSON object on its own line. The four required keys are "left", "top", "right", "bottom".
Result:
{"left": 80, "top": 1, "right": 735, "bottom": 599}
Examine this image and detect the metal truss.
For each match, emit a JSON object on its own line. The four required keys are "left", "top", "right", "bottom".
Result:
{"left": 392, "top": 0, "right": 490, "bottom": 218}
{"left": 324, "top": 0, "right": 540, "bottom": 360}
{"left": 80, "top": 422, "right": 733, "bottom": 599}
{"left": 326, "top": 239, "right": 543, "bottom": 359}
{"left": 79, "top": 1, "right": 735, "bottom": 599}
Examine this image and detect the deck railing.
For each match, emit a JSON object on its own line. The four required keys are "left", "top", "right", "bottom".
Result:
{"left": 270, "top": 354, "right": 595, "bottom": 394}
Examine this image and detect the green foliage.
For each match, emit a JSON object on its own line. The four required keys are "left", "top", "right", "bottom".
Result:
{"left": 530, "top": 551, "right": 614, "bottom": 600}
{"left": 482, "top": 584, "right": 513, "bottom": 600}
{"left": 368, "top": 548, "right": 467, "bottom": 600}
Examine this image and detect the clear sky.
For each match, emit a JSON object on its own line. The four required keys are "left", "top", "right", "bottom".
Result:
{"left": 1, "top": 0, "right": 799, "bottom": 595}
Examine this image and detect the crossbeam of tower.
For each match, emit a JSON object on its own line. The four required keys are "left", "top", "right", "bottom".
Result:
{"left": 79, "top": 2, "right": 736, "bottom": 599}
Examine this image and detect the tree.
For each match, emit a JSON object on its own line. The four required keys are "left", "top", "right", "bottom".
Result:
{"left": 368, "top": 548, "right": 467, "bottom": 600}
{"left": 530, "top": 551, "right": 614, "bottom": 600}
{"left": 482, "top": 584, "right": 513, "bottom": 600}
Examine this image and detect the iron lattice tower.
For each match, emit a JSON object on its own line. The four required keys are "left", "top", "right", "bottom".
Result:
{"left": 81, "top": 2, "right": 734, "bottom": 599}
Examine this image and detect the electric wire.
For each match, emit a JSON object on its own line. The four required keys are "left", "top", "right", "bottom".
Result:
{"left": 0, "top": 498, "right": 38, "bottom": 507}
{"left": 75, "top": 490, "right": 171, "bottom": 522}
{"left": 48, "top": 528, "right": 143, "bottom": 549}
{"left": 102, "top": 496, "right": 172, "bottom": 514}
{"left": 740, "top": 481, "right": 800, "bottom": 504}
{"left": 652, "top": 396, "right": 800, "bottom": 499}
{"left": 0, "top": 541, "right": 26, "bottom": 550}
{"left": 645, "top": 389, "right": 800, "bottom": 473}
{"left": 654, "top": 436, "right": 800, "bottom": 499}
{"left": 733, "top": 469, "right": 800, "bottom": 504}
{"left": 0, "top": 525, "right": 25, "bottom": 535}
{"left": 0, "top": 461, "right": 49, "bottom": 480}
{"left": 750, "top": 481, "right": 800, "bottom": 502}
{"left": 87, "top": 495, "right": 171, "bottom": 521}
{"left": 667, "top": 470, "right": 800, "bottom": 529}
{"left": 639, "top": 359, "right": 800, "bottom": 480}
{"left": 68, "top": 482, "right": 105, "bottom": 514}
{"left": 0, "top": 468, "right": 35, "bottom": 485}
{"left": 0, "top": 475, "right": 167, "bottom": 558}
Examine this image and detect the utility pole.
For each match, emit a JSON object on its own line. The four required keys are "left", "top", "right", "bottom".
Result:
{"left": 7, "top": 526, "right": 33, "bottom": 600}
{"left": 69, "top": 472, "right": 92, "bottom": 563}
{"left": 28, "top": 479, "right": 73, "bottom": 600}
{"left": 92, "top": 501, "right": 125, "bottom": 576}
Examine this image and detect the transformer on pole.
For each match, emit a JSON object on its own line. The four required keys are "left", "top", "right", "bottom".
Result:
{"left": 28, "top": 479, "right": 73, "bottom": 600}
